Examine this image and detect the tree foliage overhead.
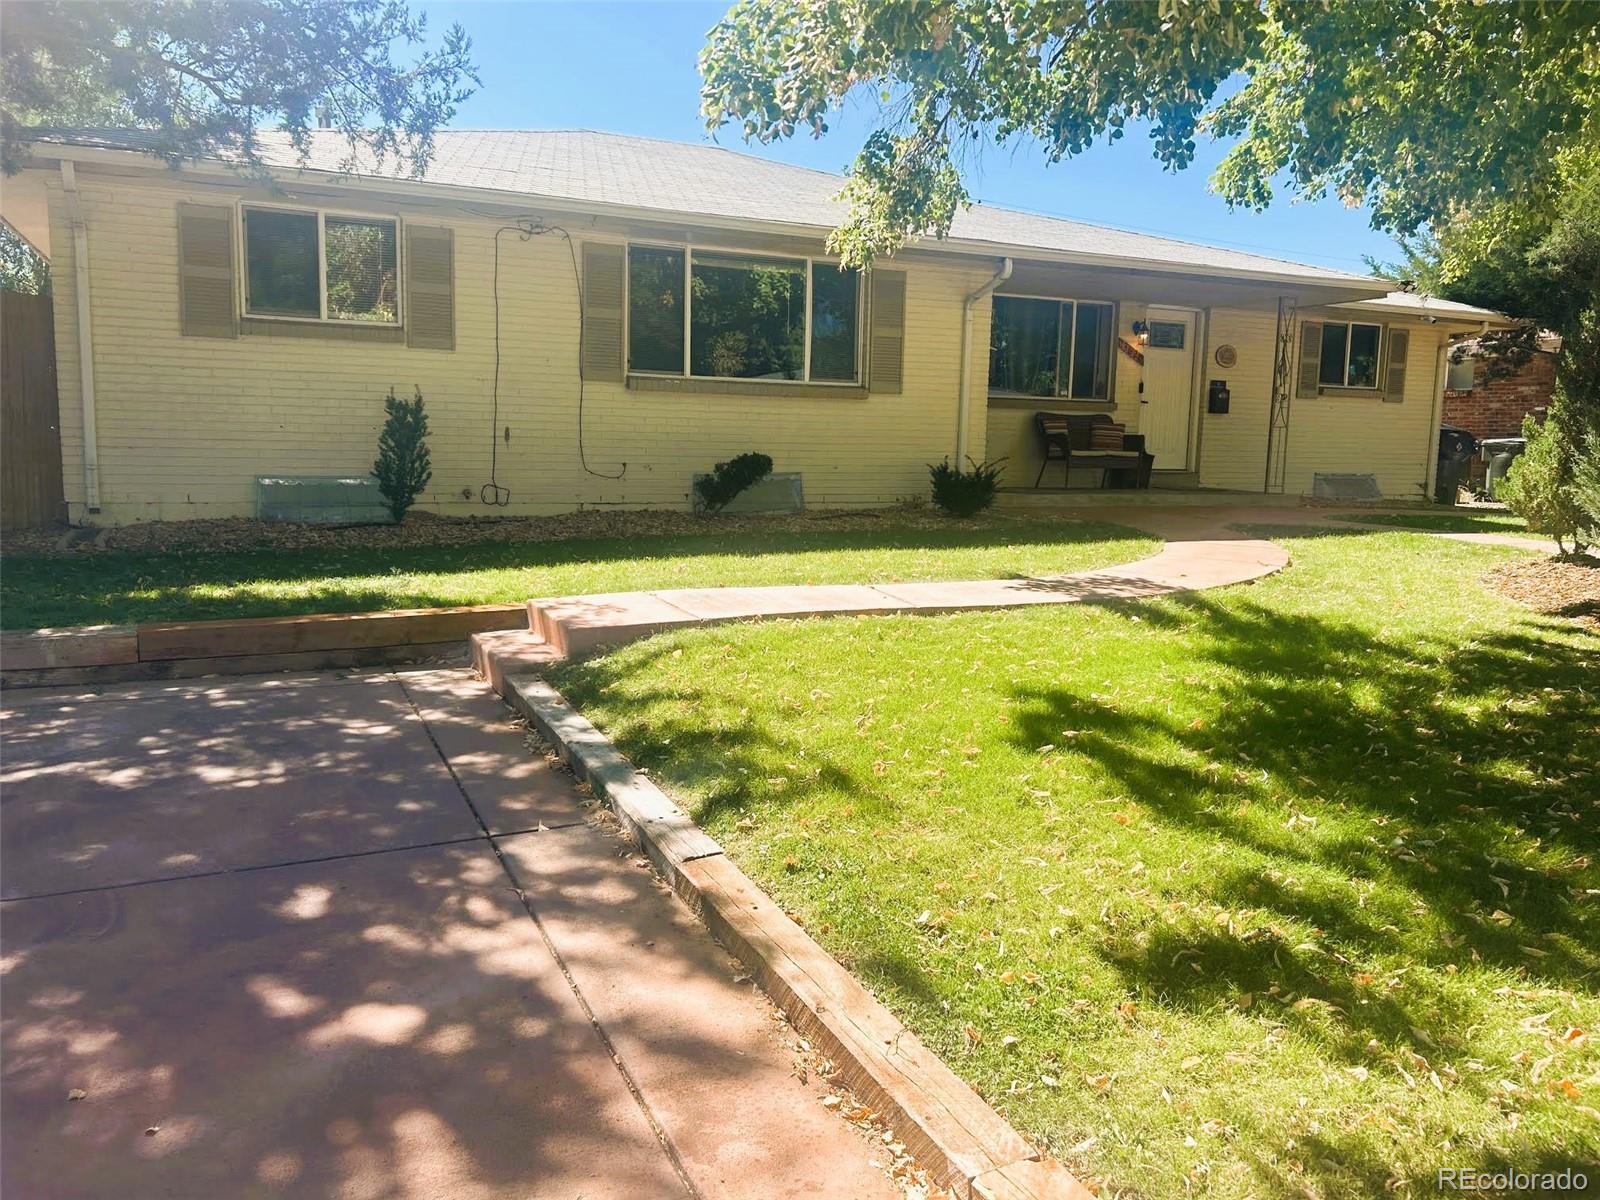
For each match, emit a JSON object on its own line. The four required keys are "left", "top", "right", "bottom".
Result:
{"left": 0, "top": 219, "right": 50, "bottom": 294}
{"left": 701, "top": 0, "right": 1600, "bottom": 267}
{"left": 1, "top": 0, "right": 478, "bottom": 178}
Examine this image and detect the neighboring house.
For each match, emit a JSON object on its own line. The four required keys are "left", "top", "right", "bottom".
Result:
{"left": 1443, "top": 333, "right": 1559, "bottom": 440}
{"left": 0, "top": 129, "right": 1503, "bottom": 526}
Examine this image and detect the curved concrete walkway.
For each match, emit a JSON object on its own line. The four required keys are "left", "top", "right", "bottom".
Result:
{"left": 508, "top": 508, "right": 1289, "bottom": 659}
{"left": 475, "top": 502, "right": 1555, "bottom": 678}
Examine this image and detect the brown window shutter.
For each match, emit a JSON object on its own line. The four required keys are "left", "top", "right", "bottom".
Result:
{"left": 177, "top": 203, "right": 237, "bottom": 339}
{"left": 1382, "top": 327, "right": 1409, "bottom": 402}
{"left": 869, "top": 269, "right": 906, "bottom": 394}
{"left": 581, "top": 242, "right": 625, "bottom": 381}
{"left": 406, "top": 225, "right": 454, "bottom": 350}
{"left": 1296, "top": 321, "right": 1322, "bottom": 398}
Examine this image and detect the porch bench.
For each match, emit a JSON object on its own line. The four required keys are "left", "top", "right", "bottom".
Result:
{"left": 1034, "top": 412, "right": 1153, "bottom": 489}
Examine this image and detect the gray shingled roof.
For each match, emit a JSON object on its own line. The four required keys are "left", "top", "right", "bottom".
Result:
{"left": 32, "top": 127, "right": 1391, "bottom": 287}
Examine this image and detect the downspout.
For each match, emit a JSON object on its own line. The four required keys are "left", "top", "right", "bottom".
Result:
{"left": 956, "top": 257, "right": 1013, "bottom": 465}
{"left": 60, "top": 161, "right": 100, "bottom": 513}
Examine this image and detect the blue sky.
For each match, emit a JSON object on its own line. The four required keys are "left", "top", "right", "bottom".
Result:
{"left": 426, "top": 1, "right": 1400, "bottom": 275}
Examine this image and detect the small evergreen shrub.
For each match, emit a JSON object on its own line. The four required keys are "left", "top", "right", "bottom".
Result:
{"left": 1499, "top": 409, "right": 1597, "bottom": 556}
{"left": 372, "top": 387, "right": 433, "bottom": 523}
{"left": 695, "top": 452, "right": 774, "bottom": 513}
{"left": 929, "top": 457, "right": 1005, "bottom": 516}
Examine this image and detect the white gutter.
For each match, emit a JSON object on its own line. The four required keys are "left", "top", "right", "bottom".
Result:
{"left": 956, "top": 257, "right": 1013, "bottom": 464}
{"left": 59, "top": 161, "right": 100, "bottom": 513}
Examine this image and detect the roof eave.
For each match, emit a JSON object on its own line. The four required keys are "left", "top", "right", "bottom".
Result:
{"left": 27, "top": 140, "right": 1392, "bottom": 297}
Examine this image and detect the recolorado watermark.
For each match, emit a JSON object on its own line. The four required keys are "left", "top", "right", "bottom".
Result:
{"left": 1437, "top": 1166, "right": 1589, "bottom": 1193}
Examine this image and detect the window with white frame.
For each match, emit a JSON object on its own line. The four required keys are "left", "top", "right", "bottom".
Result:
{"left": 626, "top": 246, "right": 862, "bottom": 383}
{"left": 987, "top": 295, "right": 1114, "bottom": 400}
{"left": 1317, "top": 320, "right": 1383, "bottom": 389}
{"left": 1446, "top": 353, "right": 1476, "bottom": 391}
{"left": 242, "top": 206, "right": 399, "bottom": 323}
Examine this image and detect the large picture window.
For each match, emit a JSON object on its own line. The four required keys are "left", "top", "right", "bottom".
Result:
{"left": 243, "top": 206, "right": 399, "bottom": 324}
{"left": 1318, "top": 321, "right": 1383, "bottom": 389}
{"left": 627, "top": 246, "right": 862, "bottom": 383}
{"left": 988, "top": 295, "right": 1115, "bottom": 400}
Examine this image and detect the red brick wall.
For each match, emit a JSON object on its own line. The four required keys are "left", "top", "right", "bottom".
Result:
{"left": 1442, "top": 351, "right": 1555, "bottom": 440}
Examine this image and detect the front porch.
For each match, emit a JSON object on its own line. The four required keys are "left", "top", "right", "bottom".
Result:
{"left": 994, "top": 485, "right": 1313, "bottom": 510}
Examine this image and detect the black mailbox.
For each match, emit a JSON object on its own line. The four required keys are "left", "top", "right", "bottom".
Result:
{"left": 1207, "top": 379, "right": 1231, "bottom": 414}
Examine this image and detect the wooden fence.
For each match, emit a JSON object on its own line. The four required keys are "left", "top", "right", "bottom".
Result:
{"left": 1, "top": 289, "right": 64, "bottom": 531}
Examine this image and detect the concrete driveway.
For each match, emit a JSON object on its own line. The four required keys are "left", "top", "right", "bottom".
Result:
{"left": 1, "top": 668, "right": 899, "bottom": 1200}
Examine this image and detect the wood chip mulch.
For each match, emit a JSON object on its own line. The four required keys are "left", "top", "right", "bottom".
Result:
{"left": 1483, "top": 554, "right": 1600, "bottom": 629}
{"left": 0, "top": 504, "right": 1043, "bottom": 559}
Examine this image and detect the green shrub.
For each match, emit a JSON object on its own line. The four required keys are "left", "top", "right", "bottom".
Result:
{"left": 371, "top": 387, "right": 433, "bottom": 523}
{"left": 1499, "top": 409, "right": 1596, "bottom": 555}
{"left": 695, "top": 452, "right": 774, "bottom": 513}
{"left": 929, "top": 457, "right": 1005, "bottom": 517}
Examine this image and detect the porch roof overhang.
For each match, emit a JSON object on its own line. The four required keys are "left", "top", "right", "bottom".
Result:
{"left": 993, "top": 256, "right": 1387, "bottom": 311}
{"left": 1327, "top": 291, "right": 1506, "bottom": 329}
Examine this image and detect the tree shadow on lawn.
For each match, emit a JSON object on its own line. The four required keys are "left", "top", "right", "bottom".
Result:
{"left": 552, "top": 638, "right": 874, "bottom": 834}
{"left": 1006, "top": 589, "right": 1599, "bottom": 1046}
{"left": 1, "top": 521, "right": 1143, "bottom": 629}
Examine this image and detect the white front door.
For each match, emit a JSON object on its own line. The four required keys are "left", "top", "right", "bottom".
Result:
{"left": 1140, "top": 307, "right": 1197, "bottom": 469}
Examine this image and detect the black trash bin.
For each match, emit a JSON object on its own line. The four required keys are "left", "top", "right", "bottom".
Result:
{"left": 1435, "top": 425, "right": 1478, "bottom": 504}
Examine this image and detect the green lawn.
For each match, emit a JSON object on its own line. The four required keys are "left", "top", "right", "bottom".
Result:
{"left": 0, "top": 517, "right": 1155, "bottom": 629}
{"left": 1334, "top": 511, "right": 1529, "bottom": 534}
{"left": 547, "top": 529, "right": 1600, "bottom": 1199}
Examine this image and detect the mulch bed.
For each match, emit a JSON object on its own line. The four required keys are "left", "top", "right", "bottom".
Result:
{"left": 1483, "top": 554, "right": 1600, "bottom": 629}
{"left": 0, "top": 504, "right": 1042, "bottom": 559}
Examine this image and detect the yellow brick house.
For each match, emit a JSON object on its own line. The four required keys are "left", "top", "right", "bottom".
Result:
{"left": 1, "top": 129, "right": 1501, "bottom": 526}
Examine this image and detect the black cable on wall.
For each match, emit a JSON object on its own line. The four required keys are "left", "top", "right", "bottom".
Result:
{"left": 482, "top": 214, "right": 626, "bottom": 508}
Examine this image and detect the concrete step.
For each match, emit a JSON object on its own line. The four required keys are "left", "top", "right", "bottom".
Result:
{"left": 470, "top": 627, "right": 563, "bottom": 695}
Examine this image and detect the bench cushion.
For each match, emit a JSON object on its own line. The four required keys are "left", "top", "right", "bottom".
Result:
{"left": 1087, "top": 422, "right": 1127, "bottom": 450}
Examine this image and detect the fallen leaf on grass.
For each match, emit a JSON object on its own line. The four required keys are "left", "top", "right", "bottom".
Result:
{"left": 1084, "top": 1073, "right": 1113, "bottom": 1092}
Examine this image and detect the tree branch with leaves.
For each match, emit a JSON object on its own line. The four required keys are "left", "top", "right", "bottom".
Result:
{"left": 701, "top": 0, "right": 1598, "bottom": 268}
{"left": 1, "top": 0, "right": 479, "bottom": 179}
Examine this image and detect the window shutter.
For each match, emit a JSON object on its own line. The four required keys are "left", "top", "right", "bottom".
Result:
{"left": 581, "top": 242, "right": 625, "bottom": 381}
{"left": 1383, "top": 327, "right": 1409, "bottom": 402}
{"left": 1296, "top": 321, "right": 1322, "bottom": 398}
{"left": 177, "top": 203, "right": 237, "bottom": 339}
{"left": 405, "top": 225, "right": 454, "bottom": 350}
{"left": 869, "top": 269, "right": 906, "bottom": 394}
